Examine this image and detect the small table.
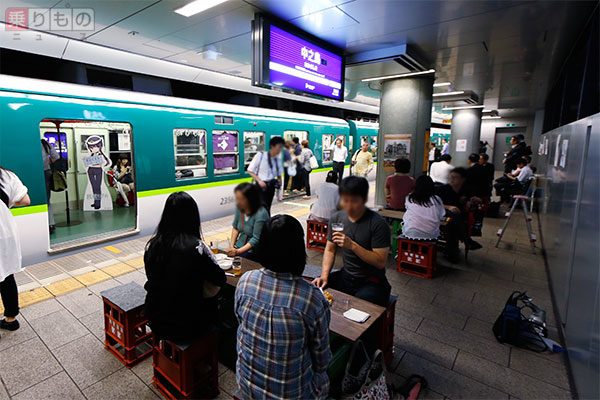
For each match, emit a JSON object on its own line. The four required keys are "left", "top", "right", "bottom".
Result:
{"left": 225, "top": 258, "right": 386, "bottom": 342}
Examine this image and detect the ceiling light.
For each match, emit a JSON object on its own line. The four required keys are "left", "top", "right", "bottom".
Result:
{"left": 174, "top": 0, "right": 228, "bottom": 17}
{"left": 442, "top": 105, "right": 485, "bottom": 110}
{"left": 433, "top": 82, "right": 451, "bottom": 87}
{"left": 432, "top": 90, "right": 464, "bottom": 97}
{"left": 482, "top": 115, "right": 502, "bottom": 119}
{"left": 482, "top": 109, "right": 492, "bottom": 113}
{"left": 361, "top": 69, "right": 435, "bottom": 82}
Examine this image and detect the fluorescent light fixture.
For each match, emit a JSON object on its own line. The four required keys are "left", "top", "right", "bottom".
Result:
{"left": 442, "top": 105, "right": 485, "bottom": 111}
{"left": 432, "top": 90, "right": 464, "bottom": 97}
{"left": 174, "top": 0, "right": 228, "bottom": 17}
{"left": 482, "top": 115, "right": 502, "bottom": 119}
{"left": 482, "top": 109, "right": 492, "bottom": 113}
{"left": 361, "top": 69, "right": 435, "bottom": 82}
{"left": 433, "top": 82, "right": 452, "bottom": 87}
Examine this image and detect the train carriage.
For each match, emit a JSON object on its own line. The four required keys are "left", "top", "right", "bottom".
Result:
{"left": 0, "top": 75, "right": 353, "bottom": 265}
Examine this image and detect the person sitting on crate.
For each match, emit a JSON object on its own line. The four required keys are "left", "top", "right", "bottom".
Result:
{"left": 308, "top": 170, "right": 340, "bottom": 222}
{"left": 235, "top": 215, "right": 332, "bottom": 399}
{"left": 312, "top": 176, "right": 391, "bottom": 307}
{"left": 144, "top": 192, "right": 226, "bottom": 342}
{"left": 385, "top": 158, "right": 415, "bottom": 211}
{"left": 402, "top": 175, "right": 446, "bottom": 240}
{"left": 436, "top": 168, "right": 483, "bottom": 262}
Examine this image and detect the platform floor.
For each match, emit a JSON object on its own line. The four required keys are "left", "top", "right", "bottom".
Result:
{"left": 0, "top": 196, "right": 572, "bottom": 399}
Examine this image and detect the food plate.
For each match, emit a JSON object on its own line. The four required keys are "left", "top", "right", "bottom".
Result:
{"left": 214, "top": 253, "right": 228, "bottom": 261}
{"left": 218, "top": 258, "right": 233, "bottom": 270}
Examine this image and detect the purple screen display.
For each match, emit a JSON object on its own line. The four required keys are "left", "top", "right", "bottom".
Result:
{"left": 269, "top": 25, "right": 343, "bottom": 100}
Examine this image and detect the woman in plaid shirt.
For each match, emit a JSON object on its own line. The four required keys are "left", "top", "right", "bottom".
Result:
{"left": 235, "top": 215, "right": 332, "bottom": 399}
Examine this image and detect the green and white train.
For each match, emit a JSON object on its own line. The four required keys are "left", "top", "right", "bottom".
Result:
{"left": 0, "top": 75, "right": 378, "bottom": 265}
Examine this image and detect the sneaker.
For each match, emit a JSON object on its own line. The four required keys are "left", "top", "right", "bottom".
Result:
{"left": 467, "top": 239, "right": 483, "bottom": 250}
{"left": 0, "top": 319, "right": 20, "bottom": 331}
{"left": 302, "top": 195, "right": 311, "bottom": 199}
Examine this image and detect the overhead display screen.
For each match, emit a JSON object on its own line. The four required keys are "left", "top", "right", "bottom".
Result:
{"left": 252, "top": 16, "right": 345, "bottom": 101}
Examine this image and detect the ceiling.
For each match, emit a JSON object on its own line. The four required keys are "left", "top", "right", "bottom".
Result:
{"left": 1, "top": 0, "right": 596, "bottom": 117}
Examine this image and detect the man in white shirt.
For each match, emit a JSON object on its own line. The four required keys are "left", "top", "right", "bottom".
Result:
{"left": 441, "top": 139, "right": 450, "bottom": 155}
{"left": 330, "top": 138, "right": 347, "bottom": 185}
{"left": 247, "top": 136, "right": 284, "bottom": 213}
{"left": 508, "top": 158, "right": 533, "bottom": 183}
{"left": 430, "top": 154, "right": 454, "bottom": 184}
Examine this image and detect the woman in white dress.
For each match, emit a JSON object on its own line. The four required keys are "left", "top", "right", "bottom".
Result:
{"left": 0, "top": 166, "right": 30, "bottom": 336}
{"left": 402, "top": 175, "right": 446, "bottom": 240}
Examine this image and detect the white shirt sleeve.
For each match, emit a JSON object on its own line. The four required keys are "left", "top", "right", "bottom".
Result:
{"left": 5, "top": 171, "right": 28, "bottom": 208}
{"left": 276, "top": 156, "right": 283, "bottom": 177}
{"left": 247, "top": 152, "right": 261, "bottom": 175}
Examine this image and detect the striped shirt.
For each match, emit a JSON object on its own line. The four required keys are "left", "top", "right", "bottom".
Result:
{"left": 235, "top": 269, "right": 332, "bottom": 399}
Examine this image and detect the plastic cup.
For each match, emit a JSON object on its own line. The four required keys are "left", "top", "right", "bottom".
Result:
{"left": 331, "top": 222, "right": 344, "bottom": 233}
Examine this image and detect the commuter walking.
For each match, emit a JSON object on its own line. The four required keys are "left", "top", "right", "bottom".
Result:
{"left": 247, "top": 137, "right": 285, "bottom": 214}
{"left": 441, "top": 138, "right": 450, "bottom": 155}
{"left": 0, "top": 166, "right": 31, "bottom": 337}
{"left": 144, "top": 192, "right": 225, "bottom": 342}
{"left": 235, "top": 215, "right": 331, "bottom": 399}
{"left": 41, "top": 139, "right": 59, "bottom": 233}
{"left": 330, "top": 138, "right": 348, "bottom": 184}
{"left": 351, "top": 142, "right": 374, "bottom": 178}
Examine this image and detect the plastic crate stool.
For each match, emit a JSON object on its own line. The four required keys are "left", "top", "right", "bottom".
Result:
{"left": 101, "top": 282, "right": 153, "bottom": 367}
{"left": 152, "top": 332, "right": 219, "bottom": 399}
{"left": 397, "top": 236, "right": 437, "bottom": 279}
{"left": 306, "top": 219, "right": 328, "bottom": 252}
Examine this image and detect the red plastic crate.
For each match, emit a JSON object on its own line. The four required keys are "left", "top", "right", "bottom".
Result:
{"left": 307, "top": 220, "right": 328, "bottom": 252}
{"left": 152, "top": 332, "right": 219, "bottom": 399}
{"left": 397, "top": 238, "right": 437, "bottom": 279}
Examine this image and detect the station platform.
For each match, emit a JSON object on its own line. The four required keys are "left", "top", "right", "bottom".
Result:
{"left": 0, "top": 195, "right": 572, "bottom": 399}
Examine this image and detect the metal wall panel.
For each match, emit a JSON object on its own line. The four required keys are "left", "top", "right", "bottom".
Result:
{"left": 538, "top": 113, "right": 600, "bottom": 399}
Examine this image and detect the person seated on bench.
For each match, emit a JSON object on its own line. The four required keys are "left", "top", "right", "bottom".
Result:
{"left": 308, "top": 170, "right": 340, "bottom": 222}
{"left": 226, "top": 182, "right": 269, "bottom": 260}
{"left": 235, "top": 215, "right": 331, "bottom": 399}
{"left": 494, "top": 157, "right": 533, "bottom": 202}
{"left": 436, "top": 168, "right": 483, "bottom": 262}
{"left": 144, "top": 192, "right": 226, "bottom": 343}
{"left": 313, "top": 176, "right": 391, "bottom": 307}
{"left": 402, "top": 175, "right": 446, "bottom": 240}
{"left": 385, "top": 158, "right": 414, "bottom": 211}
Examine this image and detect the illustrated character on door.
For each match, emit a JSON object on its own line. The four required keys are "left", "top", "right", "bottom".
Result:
{"left": 82, "top": 135, "right": 112, "bottom": 211}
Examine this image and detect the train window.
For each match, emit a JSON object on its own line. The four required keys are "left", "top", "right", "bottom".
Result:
{"left": 213, "top": 130, "right": 239, "bottom": 175}
{"left": 322, "top": 134, "right": 334, "bottom": 164}
{"left": 215, "top": 115, "right": 234, "bottom": 124}
{"left": 243, "top": 131, "right": 265, "bottom": 168}
{"left": 371, "top": 136, "right": 378, "bottom": 159}
{"left": 284, "top": 130, "right": 308, "bottom": 143}
{"left": 174, "top": 129, "right": 207, "bottom": 180}
{"left": 39, "top": 119, "right": 136, "bottom": 252}
{"left": 349, "top": 136, "right": 354, "bottom": 154}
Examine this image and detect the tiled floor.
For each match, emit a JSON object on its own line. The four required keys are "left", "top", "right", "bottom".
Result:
{"left": 0, "top": 196, "right": 572, "bottom": 399}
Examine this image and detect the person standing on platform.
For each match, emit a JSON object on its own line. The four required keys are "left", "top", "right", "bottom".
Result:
{"left": 0, "top": 166, "right": 31, "bottom": 336}
{"left": 235, "top": 215, "right": 331, "bottom": 399}
{"left": 247, "top": 136, "right": 284, "bottom": 214}
{"left": 330, "top": 138, "right": 347, "bottom": 185}
{"left": 385, "top": 158, "right": 415, "bottom": 211}
{"left": 351, "top": 141, "right": 374, "bottom": 178}
{"left": 313, "top": 176, "right": 391, "bottom": 307}
{"left": 441, "top": 138, "right": 450, "bottom": 155}
{"left": 466, "top": 153, "right": 488, "bottom": 197}
{"left": 430, "top": 154, "right": 454, "bottom": 184}
{"left": 41, "top": 139, "right": 59, "bottom": 233}
{"left": 282, "top": 142, "right": 293, "bottom": 194}
{"left": 428, "top": 142, "right": 440, "bottom": 172}
{"left": 298, "top": 140, "right": 314, "bottom": 198}
{"left": 291, "top": 137, "right": 302, "bottom": 191}
{"left": 479, "top": 153, "right": 495, "bottom": 197}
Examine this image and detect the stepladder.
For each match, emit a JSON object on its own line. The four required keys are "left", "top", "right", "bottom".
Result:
{"left": 495, "top": 194, "right": 536, "bottom": 253}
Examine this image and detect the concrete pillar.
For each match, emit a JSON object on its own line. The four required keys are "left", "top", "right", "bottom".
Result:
{"left": 449, "top": 108, "right": 483, "bottom": 166}
{"left": 375, "top": 76, "right": 433, "bottom": 206}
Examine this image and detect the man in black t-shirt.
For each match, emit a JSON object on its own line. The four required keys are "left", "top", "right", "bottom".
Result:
{"left": 312, "top": 176, "right": 391, "bottom": 307}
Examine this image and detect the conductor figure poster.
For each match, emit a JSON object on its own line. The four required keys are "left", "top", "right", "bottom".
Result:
{"left": 82, "top": 135, "right": 112, "bottom": 211}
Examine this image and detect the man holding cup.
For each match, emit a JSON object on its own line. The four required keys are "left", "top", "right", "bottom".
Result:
{"left": 312, "top": 176, "right": 391, "bottom": 307}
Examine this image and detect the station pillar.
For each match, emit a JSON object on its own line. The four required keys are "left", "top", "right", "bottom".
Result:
{"left": 375, "top": 76, "right": 434, "bottom": 207}
{"left": 448, "top": 108, "right": 482, "bottom": 166}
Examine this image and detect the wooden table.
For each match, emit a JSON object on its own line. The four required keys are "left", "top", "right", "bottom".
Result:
{"left": 225, "top": 258, "right": 386, "bottom": 342}
{"left": 378, "top": 208, "right": 405, "bottom": 220}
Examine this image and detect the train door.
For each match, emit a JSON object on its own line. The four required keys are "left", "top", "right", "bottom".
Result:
{"left": 39, "top": 120, "right": 136, "bottom": 251}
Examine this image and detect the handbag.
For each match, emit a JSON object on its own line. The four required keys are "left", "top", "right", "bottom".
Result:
{"left": 309, "top": 154, "right": 319, "bottom": 170}
{"left": 287, "top": 161, "right": 297, "bottom": 177}
{"left": 341, "top": 340, "right": 371, "bottom": 396}
{"left": 345, "top": 349, "right": 390, "bottom": 400}
{"left": 52, "top": 170, "right": 67, "bottom": 192}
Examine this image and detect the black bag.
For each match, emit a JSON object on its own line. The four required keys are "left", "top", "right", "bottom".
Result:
{"left": 52, "top": 157, "right": 68, "bottom": 173}
{"left": 492, "top": 291, "right": 548, "bottom": 352}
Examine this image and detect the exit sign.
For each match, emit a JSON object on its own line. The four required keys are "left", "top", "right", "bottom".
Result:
{"left": 506, "top": 123, "right": 516, "bottom": 127}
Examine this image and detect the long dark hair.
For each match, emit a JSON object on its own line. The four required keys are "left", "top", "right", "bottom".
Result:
{"left": 146, "top": 192, "right": 203, "bottom": 261}
{"left": 408, "top": 175, "right": 439, "bottom": 207}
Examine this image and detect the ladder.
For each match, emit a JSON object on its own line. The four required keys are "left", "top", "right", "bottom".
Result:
{"left": 495, "top": 194, "right": 536, "bottom": 253}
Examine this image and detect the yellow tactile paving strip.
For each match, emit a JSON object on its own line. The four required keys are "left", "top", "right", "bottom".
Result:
{"left": 6, "top": 201, "right": 312, "bottom": 315}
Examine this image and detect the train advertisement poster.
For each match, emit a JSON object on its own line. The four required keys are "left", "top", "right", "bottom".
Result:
{"left": 383, "top": 134, "right": 411, "bottom": 171}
